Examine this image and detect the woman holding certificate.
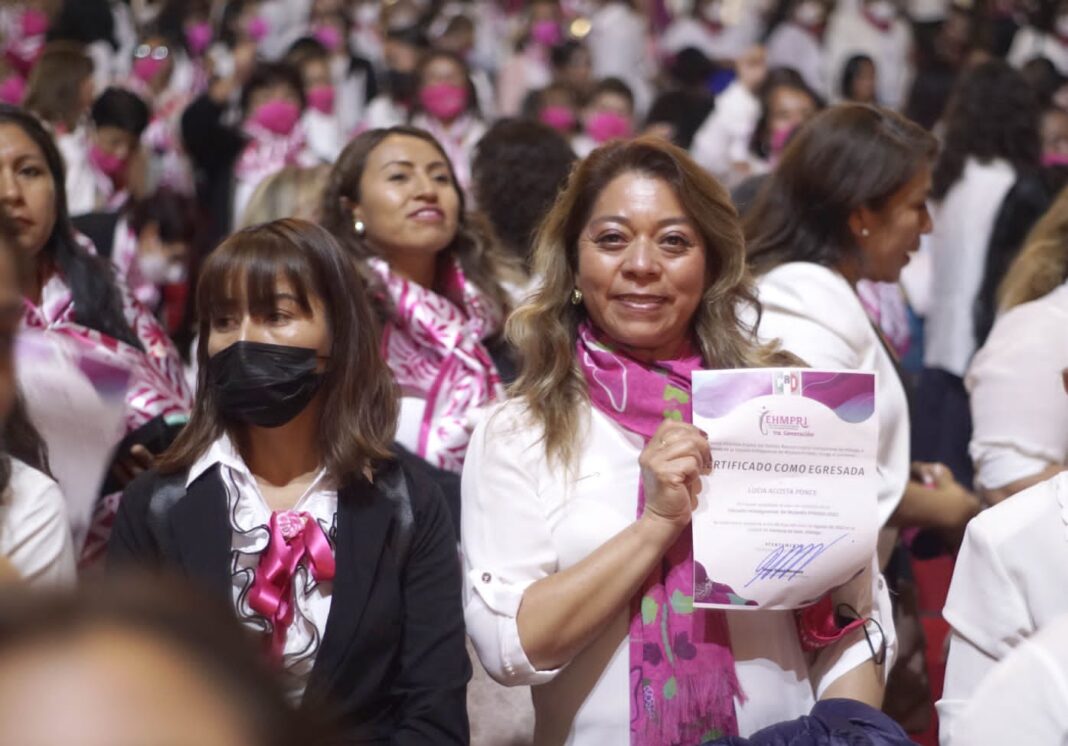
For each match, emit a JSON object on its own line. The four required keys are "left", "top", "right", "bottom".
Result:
{"left": 462, "top": 137, "right": 894, "bottom": 744}
{"left": 746, "top": 104, "right": 979, "bottom": 541}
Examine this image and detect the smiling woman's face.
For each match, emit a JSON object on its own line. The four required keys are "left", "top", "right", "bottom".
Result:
{"left": 353, "top": 134, "right": 461, "bottom": 265}
{"left": 575, "top": 171, "right": 707, "bottom": 362}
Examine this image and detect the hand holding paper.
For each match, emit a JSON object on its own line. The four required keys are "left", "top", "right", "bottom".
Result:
{"left": 640, "top": 420, "right": 712, "bottom": 528}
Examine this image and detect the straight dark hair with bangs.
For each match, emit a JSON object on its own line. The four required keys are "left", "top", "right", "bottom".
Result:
{"left": 157, "top": 219, "right": 398, "bottom": 482}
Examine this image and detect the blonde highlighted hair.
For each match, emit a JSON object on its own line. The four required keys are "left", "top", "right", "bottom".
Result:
{"left": 508, "top": 137, "right": 795, "bottom": 469}
{"left": 998, "top": 185, "right": 1068, "bottom": 312}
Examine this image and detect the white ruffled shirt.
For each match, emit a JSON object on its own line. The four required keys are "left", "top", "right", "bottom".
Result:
{"left": 187, "top": 436, "right": 336, "bottom": 700}
{"left": 938, "top": 472, "right": 1068, "bottom": 744}
{"left": 462, "top": 399, "right": 894, "bottom": 743}
{"left": 967, "top": 282, "right": 1068, "bottom": 490}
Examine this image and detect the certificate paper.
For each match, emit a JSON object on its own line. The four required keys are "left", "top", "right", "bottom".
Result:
{"left": 690, "top": 369, "right": 878, "bottom": 611}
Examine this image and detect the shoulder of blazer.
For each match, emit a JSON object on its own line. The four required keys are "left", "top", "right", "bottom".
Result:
{"left": 370, "top": 457, "right": 416, "bottom": 566}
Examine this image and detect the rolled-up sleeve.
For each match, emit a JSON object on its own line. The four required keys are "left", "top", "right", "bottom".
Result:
{"left": 460, "top": 407, "right": 564, "bottom": 687}
{"left": 808, "top": 557, "right": 898, "bottom": 697}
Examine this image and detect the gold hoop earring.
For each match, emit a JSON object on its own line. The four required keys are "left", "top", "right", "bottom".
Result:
{"left": 570, "top": 288, "right": 583, "bottom": 305}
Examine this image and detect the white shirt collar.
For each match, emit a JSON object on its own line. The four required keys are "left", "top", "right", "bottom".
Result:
{"left": 186, "top": 434, "right": 249, "bottom": 488}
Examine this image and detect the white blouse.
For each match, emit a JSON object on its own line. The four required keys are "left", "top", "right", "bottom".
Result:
{"left": 923, "top": 157, "right": 1017, "bottom": 378}
{"left": 187, "top": 436, "right": 336, "bottom": 700}
{"left": 0, "top": 458, "right": 76, "bottom": 588}
{"left": 951, "top": 612, "right": 1068, "bottom": 745}
{"left": 756, "top": 263, "right": 910, "bottom": 530}
{"left": 966, "top": 282, "right": 1068, "bottom": 490}
{"left": 462, "top": 399, "right": 894, "bottom": 743}
{"left": 938, "top": 472, "right": 1068, "bottom": 744}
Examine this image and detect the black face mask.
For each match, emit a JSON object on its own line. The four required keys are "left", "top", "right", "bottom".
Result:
{"left": 386, "top": 69, "right": 417, "bottom": 102}
{"left": 207, "top": 341, "right": 324, "bottom": 429}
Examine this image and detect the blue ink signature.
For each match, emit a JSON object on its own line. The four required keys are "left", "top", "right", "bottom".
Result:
{"left": 744, "top": 534, "right": 848, "bottom": 588}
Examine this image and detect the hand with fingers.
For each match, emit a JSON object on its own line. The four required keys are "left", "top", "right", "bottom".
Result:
{"left": 639, "top": 420, "right": 713, "bottom": 534}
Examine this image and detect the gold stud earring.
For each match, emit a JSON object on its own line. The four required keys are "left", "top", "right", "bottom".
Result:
{"left": 570, "top": 288, "right": 583, "bottom": 305}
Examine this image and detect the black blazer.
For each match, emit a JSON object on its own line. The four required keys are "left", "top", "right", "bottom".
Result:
{"left": 108, "top": 456, "right": 470, "bottom": 745}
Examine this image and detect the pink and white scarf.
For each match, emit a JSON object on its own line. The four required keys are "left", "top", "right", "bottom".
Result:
{"left": 234, "top": 121, "right": 310, "bottom": 185}
{"left": 22, "top": 260, "right": 192, "bottom": 566}
{"left": 576, "top": 322, "right": 741, "bottom": 745}
{"left": 369, "top": 257, "right": 503, "bottom": 473}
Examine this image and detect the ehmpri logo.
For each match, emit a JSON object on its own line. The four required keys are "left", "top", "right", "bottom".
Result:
{"left": 759, "top": 407, "right": 810, "bottom": 436}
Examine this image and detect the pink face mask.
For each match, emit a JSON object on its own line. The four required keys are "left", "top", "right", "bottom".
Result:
{"left": 0, "top": 74, "right": 26, "bottom": 105}
{"left": 586, "top": 111, "right": 632, "bottom": 144}
{"left": 531, "top": 20, "right": 562, "bottom": 47}
{"left": 250, "top": 98, "right": 301, "bottom": 135}
{"left": 89, "top": 144, "right": 127, "bottom": 180}
{"left": 133, "top": 56, "right": 167, "bottom": 84}
{"left": 419, "top": 82, "right": 469, "bottom": 121}
{"left": 21, "top": 7, "right": 49, "bottom": 36}
{"left": 306, "top": 84, "right": 336, "bottom": 114}
{"left": 770, "top": 124, "right": 797, "bottom": 158}
{"left": 540, "top": 105, "right": 576, "bottom": 133}
{"left": 313, "top": 25, "right": 343, "bottom": 53}
{"left": 1043, "top": 151, "right": 1068, "bottom": 168}
{"left": 185, "top": 21, "right": 213, "bottom": 56}
{"left": 246, "top": 15, "right": 270, "bottom": 42}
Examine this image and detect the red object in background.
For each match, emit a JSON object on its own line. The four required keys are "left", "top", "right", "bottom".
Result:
{"left": 161, "top": 282, "right": 188, "bottom": 338}
{"left": 908, "top": 553, "right": 956, "bottom": 746}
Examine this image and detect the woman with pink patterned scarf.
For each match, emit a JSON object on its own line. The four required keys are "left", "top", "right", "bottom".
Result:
{"left": 321, "top": 126, "right": 514, "bottom": 478}
{"left": 0, "top": 106, "right": 191, "bottom": 565}
{"left": 461, "top": 138, "right": 893, "bottom": 744}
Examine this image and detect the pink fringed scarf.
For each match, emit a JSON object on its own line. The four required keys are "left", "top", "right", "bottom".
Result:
{"left": 576, "top": 322, "right": 742, "bottom": 745}
{"left": 369, "top": 257, "right": 503, "bottom": 473}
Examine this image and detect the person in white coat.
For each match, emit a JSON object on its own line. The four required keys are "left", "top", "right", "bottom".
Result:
{"left": 1009, "top": 1, "right": 1068, "bottom": 76}
{"left": 938, "top": 471, "right": 1068, "bottom": 745}
{"left": 967, "top": 186, "right": 1068, "bottom": 503}
{"left": 746, "top": 104, "right": 979, "bottom": 551}
{"left": 766, "top": 0, "right": 831, "bottom": 96}
{"left": 824, "top": 0, "right": 913, "bottom": 110}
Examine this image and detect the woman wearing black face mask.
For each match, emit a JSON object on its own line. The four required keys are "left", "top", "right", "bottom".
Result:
{"left": 108, "top": 218, "right": 470, "bottom": 743}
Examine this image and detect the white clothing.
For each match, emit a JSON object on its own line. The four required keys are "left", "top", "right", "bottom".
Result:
{"left": 659, "top": 16, "right": 760, "bottom": 63}
{"left": 756, "top": 263, "right": 910, "bottom": 528}
{"left": 907, "top": 0, "right": 951, "bottom": 23}
{"left": 496, "top": 49, "right": 552, "bottom": 119}
{"left": 586, "top": 2, "right": 654, "bottom": 116}
{"left": 967, "top": 282, "right": 1068, "bottom": 490}
{"left": 333, "top": 59, "right": 371, "bottom": 136}
{"left": 462, "top": 399, "right": 895, "bottom": 743}
{"left": 938, "top": 472, "right": 1068, "bottom": 744}
{"left": 824, "top": 7, "right": 913, "bottom": 110}
{"left": 767, "top": 22, "right": 828, "bottom": 97}
{"left": 303, "top": 109, "right": 344, "bottom": 163}
{"left": 923, "top": 158, "right": 1017, "bottom": 377}
{"left": 952, "top": 613, "right": 1068, "bottom": 745}
{"left": 362, "top": 95, "right": 407, "bottom": 131}
{"left": 188, "top": 436, "right": 335, "bottom": 701}
{"left": 0, "top": 458, "right": 76, "bottom": 587}
{"left": 1009, "top": 28, "right": 1068, "bottom": 76}
{"left": 409, "top": 113, "right": 486, "bottom": 194}
{"left": 690, "top": 80, "right": 761, "bottom": 185}
{"left": 58, "top": 127, "right": 97, "bottom": 218}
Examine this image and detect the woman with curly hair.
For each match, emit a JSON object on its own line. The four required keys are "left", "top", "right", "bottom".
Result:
{"left": 917, "top": 59, "right": 1043, "bottom": 487}
{"left": 462, "top": 138, "right": 893, "bottom": 743}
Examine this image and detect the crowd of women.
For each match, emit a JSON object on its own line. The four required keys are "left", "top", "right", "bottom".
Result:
{"left": 1, "top": 0, "right": 1067, "bottom": 744}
